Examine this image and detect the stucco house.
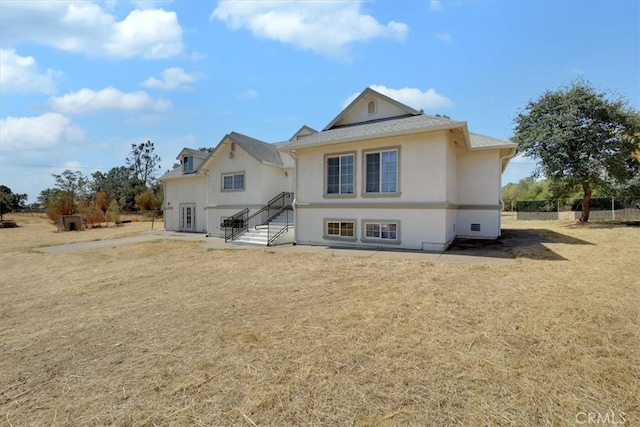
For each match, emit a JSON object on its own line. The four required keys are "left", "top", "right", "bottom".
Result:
{"left": 161, "top": 147, "right": 210, "bottom": 232}
{"left": 160, "top": 132, "right": 294, "bottom": 240}
{"left": 285, "top": 88, "right": 517, "bottom": 251}
{"left": 161, "top": 87, "right": 516, "bottom": 251}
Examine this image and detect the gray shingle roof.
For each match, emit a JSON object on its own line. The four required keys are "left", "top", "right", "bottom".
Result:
{"left": 286, "top": 114, "right": 460, "bottom": 149}
{"left": 228, "top": 132, "right": 293, "bottom": 168}
{"left": 179, "top": 147, "right": 210, "bottom": 159}
{"left": 160, "top": 147, "right": 210, "bottom": 181}
{"left": 469, "top": 132, "right": 516, "bottom": 149}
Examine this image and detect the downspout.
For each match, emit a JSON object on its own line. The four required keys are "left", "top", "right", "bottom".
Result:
{"left": 203, "top": 169, "right": 210, "bottom": 236}
{"left": 498, "top": 149, "right": 516, "bottom": 236}
{"left": 290, "top": 149, "right": 298, "bottom": 244}
{"left": 163, "top": 180, "right": 167, "bottom": 231}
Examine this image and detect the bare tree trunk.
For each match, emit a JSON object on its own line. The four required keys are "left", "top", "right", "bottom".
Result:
{"left": 579, "top": 182, "right": 592, "bottom": 222}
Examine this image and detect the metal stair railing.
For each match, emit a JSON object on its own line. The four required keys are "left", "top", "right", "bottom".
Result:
{"left": 222, "top": 192, "right": 294, "bottom": 243}
{"left": 222, "top": 208, "right": 249, "bottom": 242}
{"left": 267, "top": 204, "right": 294, "bottom": 246}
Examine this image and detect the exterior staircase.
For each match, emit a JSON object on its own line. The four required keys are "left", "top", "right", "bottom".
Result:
{"left": 232, "top": 210, "right": 294, "bottom": 246}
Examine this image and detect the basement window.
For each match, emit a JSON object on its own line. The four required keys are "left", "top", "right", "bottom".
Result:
{"left": 470, "top": 223, "right": 481, "bottom": 232}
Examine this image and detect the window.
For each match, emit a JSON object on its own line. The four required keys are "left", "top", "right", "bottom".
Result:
{"left": 365, "top": 149, "right": 397, "bottom": 193}
{"left": 367, "top": 100, "right": 376, "bottom": 115}
{"left": 365, "top": 222, "right": 398, "bottom": 240}
{"left": 326, "top": 154, "right": 354, "bottom": 195}
{"left": 327, "top": 221, "right": 355, "bottom": 238}
{"left": 222, "top": 173, "right": 245, "bottom": 191}
{"left": 183, "top": 156, "right": 193, "bottom": 173}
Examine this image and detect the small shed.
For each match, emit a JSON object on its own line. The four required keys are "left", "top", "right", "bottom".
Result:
{"left": 58, "top": 215, "right": 84, "bottom": 231}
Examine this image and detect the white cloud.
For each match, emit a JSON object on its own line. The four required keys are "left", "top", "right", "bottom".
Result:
{"left": 48, "top": 87, "right": 172, "bottom": 115}
{"left": 343, "top": 85, "right": 454, "bottom": 112}
{"left": 141, "top": 67, "right": 198, "bottom": 90}
{"left": 132, "top": 1, "right": 174, "bottom": 9}
{"left": 0, "top": 113, "right": 84, "bottom": 150}
{"left": 436, "top": 32, "right": 451, "bottom": 42}
{"left": 0, "top": 49, "right": 60, "bottom": 94}
{"left": 210, "top": 1, "right": 408, "bottom": 59}
{"left": 239, "top": 89, "right": 258, "bottom": 100}
{"left": 430, "top": 0, "right": 442, "bottom": 11}
{"left": 0, "top": 2, "right": 183, "bottom": 59}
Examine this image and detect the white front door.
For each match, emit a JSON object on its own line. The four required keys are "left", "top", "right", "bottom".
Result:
{"left": 180, "top": 204, "right": 196, "bottom": 232}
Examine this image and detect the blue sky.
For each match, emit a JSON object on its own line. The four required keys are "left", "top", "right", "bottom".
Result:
{"left": 1, "top": 0, "right": 638, "bottom": 203}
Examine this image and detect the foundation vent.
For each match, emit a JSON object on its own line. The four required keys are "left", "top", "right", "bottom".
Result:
{"left": 470, "top": 223, "right": 481, "bottom": 232}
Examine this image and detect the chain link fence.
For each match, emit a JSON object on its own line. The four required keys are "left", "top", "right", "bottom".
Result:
{"left": 512, "top": 198, "right": 640, "bottom": 221}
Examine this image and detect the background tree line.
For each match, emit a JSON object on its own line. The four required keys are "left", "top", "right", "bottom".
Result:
{"left": 33, "top": 141, "right": 163, "bottom": 227}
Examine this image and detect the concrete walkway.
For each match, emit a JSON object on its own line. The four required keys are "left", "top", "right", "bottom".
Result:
{"left": 37, "top": 230, "right": 515, "bottom": 265}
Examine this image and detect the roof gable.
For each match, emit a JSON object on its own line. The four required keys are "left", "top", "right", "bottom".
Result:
{"left": 289, "top": 125, "right": 318, "bottom": 141}
{"left": 201, "top": 131, "right": 294, "bottom": 170}
{"left": 323, "top": 87, "right": 421, "bottom": 131}
{"left": 176, "top": 147, "right": 209, "bottom": 160}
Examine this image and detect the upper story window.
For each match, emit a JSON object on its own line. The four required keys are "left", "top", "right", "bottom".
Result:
{"left": 326, "top": 153, "right": 354, "bottom": 195}
{"left": 182, "top": 156, "right": 193, "bottom": 173}
{"left": 222, "top": 172, "right": 245, "bottom": 191}
{"left": 365, "top": 149, "right": 398, "bottom": 193}
{"left": 367, "top": 100, "right": 376, "bottom": 115}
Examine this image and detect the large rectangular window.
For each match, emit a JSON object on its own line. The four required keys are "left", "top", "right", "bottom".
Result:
{"left": 364, "top": 222, "right": 398, "bottom": 241}
{"left": 327, "top": 221, "right": 355, "bottom": 237}
{"left": 222, "top": 173, "right": 245, "bottom": 191}
{"left": 365, "top": 149, "right": 397, "bottom": 193}
{"left": 326, "top": 154, "right": 354, "bottom": 195}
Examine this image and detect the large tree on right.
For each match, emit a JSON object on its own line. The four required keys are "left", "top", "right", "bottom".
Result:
{"left": 513, "top": 81, "right": 640, "bottom": 222}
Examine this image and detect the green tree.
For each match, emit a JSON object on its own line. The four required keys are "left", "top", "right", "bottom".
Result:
{"left": 0, "top": 185, "right": 28, "bottom": 220}
{"left": 513, "top": 80, "right": 640, "bottom": 222}
{"left": 105, "top": 199, "right": 121, "bottom": 226}
{"left": 43, "top": 170, "right": 88, "bottom": 224}
{"left": 91, "top": 166, "right": 133, "bottom": 208}
{"left": 52, "top": 170, "right": 88, "bottom": 210}
{"left": 0, "top": 185, "right": 12, "bottom": 220}
{"left": 126, "top": 140, "right": 161, "bottom": 187}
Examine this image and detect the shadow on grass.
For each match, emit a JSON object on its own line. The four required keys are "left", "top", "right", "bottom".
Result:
{"left": 447, "top": 228, "right": 594, "bottom": 261}
{"left": 563, "top": 220, "right": 640, "bottom": 229}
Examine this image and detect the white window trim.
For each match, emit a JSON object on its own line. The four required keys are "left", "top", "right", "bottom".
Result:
{"left": 323, "top": 218, "right": 357, "bottom": 242}
{"left": 361, "top": 220, "right": 401, "bottom": 245}
{"left": 362, "top": 147, "right": 400, "bottom": 197}
{"left": 324, "top": 151, "right": 356, "bottom": 198}
{"left": 221, "top": 171, "right": 245, "bottom": 192}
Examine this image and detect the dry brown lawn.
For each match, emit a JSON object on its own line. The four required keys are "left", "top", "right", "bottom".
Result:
{"left": 1, "top": 213, "right": 638, "bottom": 426}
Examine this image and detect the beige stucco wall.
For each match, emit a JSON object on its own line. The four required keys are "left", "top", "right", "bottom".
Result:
{"left": 293, "top": 131, "right": 460, "bottom": 250}
{"left": 455, "top": 150, "right": 501, "bottom": 238}
{"left": 445, "top": 139, "right": 459, "bottom": 204}
{"left": 294, "top": 130, "right": 504, "bottom": 248}
{"left": 295, "top": 131, "right": 450, "bottom": 205}
{"left": 163, "top": 175, "right": 207, "bottom": 232}
{"left": 203, "top": 142, "right": 294, "bottom": 236}
{"left": 295, "top": 207, "right": 449, "bottom": 251}
{"left": 456, "top": 149, "right": 500, "bottom": 205}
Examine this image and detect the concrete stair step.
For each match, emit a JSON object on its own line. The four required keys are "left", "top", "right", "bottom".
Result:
{"left": 232, "top": 225, "right": 294, "bottom": 246}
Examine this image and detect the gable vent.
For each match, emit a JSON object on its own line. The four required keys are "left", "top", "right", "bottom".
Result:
{"left": 470, "top": 223, "right": 481, "bottom": 232}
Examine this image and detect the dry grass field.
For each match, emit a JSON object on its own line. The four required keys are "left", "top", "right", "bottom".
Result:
{"left": 1, "top": 213, "right": 638, "bottom": 426}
